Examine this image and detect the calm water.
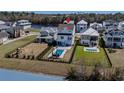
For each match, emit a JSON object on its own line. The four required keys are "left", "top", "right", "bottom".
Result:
{"left": 0, "top": 69, "right": 64, "bottom": 81}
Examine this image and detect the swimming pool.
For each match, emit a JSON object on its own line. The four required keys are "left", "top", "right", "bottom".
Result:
{"left": 54, "top": 49, "right": 64, "bottom": 57}
{"left": 84, "top": 47, "right": 100, "bottom": 52}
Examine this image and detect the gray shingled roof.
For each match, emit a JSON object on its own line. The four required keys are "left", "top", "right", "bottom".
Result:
{"left": 0, "top": 25, "right": 10, "bottom": 30}
{"left": 0, "top": 31, "right": 8, "bottom": 39}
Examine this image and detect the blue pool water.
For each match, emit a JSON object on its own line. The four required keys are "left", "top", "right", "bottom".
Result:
{"left": 54, "top": 49, "right": 64, "bottom": 56}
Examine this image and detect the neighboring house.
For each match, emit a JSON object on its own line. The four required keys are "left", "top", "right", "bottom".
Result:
{"left": 90, "top": 22, "right": 103, "bottom": 33}
{"left": 0, "top": 31, "right": 8, "bottom": 44}
{"left": 8, "top": 26, "right": 25, "bottom": 38}
{"left": 63, "top": 18, "right": 74, "bottom": 24}
{"left": 76, "top": 20, "right": 88, "bottom": 33}
{"left": 56, "top": 24, "right": 75, "bottom": 46}
{"left": 0, "top": 20, "right": 6, "bottom": 25}
{"left": 14, "top": 20, "right": 31, "bottom": 30}
{"left": 36, "top": 28, "right": 57, "bottom": 44}
{"left": 80, "top": 28, "right": 99, "bottom": 47}
{"left": 103, "top": 29, "right": 124, "bottom": 48}
{"left": 118, "top": 21, "right": 124, "bottom": 31}
{"left": 103, "top": 20, "right": 118, "bottom": 31}
{"left": 0, "top": 25, "right": 10, "bottom": 32}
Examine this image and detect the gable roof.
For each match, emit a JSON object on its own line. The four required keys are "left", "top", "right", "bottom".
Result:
{"left": 80, "top": 28, "right": 99, "bottom": 36}
{"left": 90, "top": 22, "right": 102, "bottom": 27}
{"left": 77, "top": 20, "right": 87, "bottom": 24}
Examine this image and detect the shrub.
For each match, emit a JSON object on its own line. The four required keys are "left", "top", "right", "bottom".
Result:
{"left": 108, "top": 48, "right": 116, "bottom": 53}
{"left": 27, "top": 55, "right": 30, "bottom": 59}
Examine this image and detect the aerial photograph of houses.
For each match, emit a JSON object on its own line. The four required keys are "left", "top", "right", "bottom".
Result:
{"left": 0, "top": 11, "right": 124, "bottom": 81}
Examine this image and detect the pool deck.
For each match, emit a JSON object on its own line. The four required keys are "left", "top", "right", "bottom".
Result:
{"left": 48, "top": 46, "right": 72, "bottom": 58}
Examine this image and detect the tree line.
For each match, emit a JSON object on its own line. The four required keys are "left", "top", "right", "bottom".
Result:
{"left": 0, "top": 12, "right": 124, "bottom": 26}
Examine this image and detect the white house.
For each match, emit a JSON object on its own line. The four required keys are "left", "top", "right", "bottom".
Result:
{"left": 103, "top": 29, "right": 124, "bottom": 48}
{"left": 36, "top": 27, "right": 57, "bottom": 44}
{"left": 0, "top": 31, "right": 9, "bottom": 44}
{"left": 76, "top": 20, "right": 88, "bottom": 33}
{"left": 103, "top": 20, "right": 118, "bottom": 31}
{"left": 80, "top": 28, "right": 99, "bottom": 47}
{"left": 56, "top": 24, "right": 75, "bottom": 46}
{"left": 90, "top": 22, "right": 103, "bottom": 33}
{"left": 118, "top": 21, "right": 124, "bottom": 31}
{"left": 14, "top": 20, "right": 31, "bottom": 30}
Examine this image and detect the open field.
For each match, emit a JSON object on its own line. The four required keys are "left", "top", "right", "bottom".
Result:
{"left": 73, "top": 46, "right": 110, "bottom": 67}
{"left": 105, "top": 48, "right": 124, "bottom": 67}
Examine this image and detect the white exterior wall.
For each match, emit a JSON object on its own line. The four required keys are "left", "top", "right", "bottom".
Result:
{"left": 76, "top": 24, "right": 87, "bottom": 33}
{"left": 56, "top": 25, "right": 75, "bottom": 46}
{"left": 23, "top": 25, "right": 31, "bottom": 30}
{"left": 56, "top": 35, "right": 74, "bottom": 46}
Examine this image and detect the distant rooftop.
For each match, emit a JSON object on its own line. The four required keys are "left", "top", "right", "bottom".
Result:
{"left": 77, "top": 20, "right": 87, "bottom": 24}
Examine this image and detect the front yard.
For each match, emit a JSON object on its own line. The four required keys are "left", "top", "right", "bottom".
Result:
{"left": 73, "top": 46, "right": 110, "bottom": 67}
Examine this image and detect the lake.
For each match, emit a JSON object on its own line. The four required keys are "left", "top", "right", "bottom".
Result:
{"left": 0, "top": 68, "right": 64, "bottom": 81}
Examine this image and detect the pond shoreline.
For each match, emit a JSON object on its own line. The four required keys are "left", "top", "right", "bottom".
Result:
{"left": 0, "top": 67, "right": 64, "bottom": 81}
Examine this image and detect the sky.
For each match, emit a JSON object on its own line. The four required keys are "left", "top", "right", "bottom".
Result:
{"left": 34, "top": 11, "right": 124, "bottom": 14}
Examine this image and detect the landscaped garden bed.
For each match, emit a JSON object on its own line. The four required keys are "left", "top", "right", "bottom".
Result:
{"left": 72, "top": 45, "right": 110, "bottom": 67}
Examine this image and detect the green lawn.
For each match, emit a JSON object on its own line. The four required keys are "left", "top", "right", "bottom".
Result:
{"left": 0, "top": 35, "right": 37, "bottom": 58}
{"left": 73, "top": 46, "right": 110, "bottom": 67}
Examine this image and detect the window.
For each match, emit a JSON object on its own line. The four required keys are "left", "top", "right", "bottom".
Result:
{"left": 68, "top": 37, "right": 72, "bottom": 40}
{"left": 61, "top": 36, "right": 64, "bottom": 39}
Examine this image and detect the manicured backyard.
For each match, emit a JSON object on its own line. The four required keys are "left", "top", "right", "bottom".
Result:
{"left": 73, "top": 46, "right": 110, "bottom": 67}
{"left": 0, "top": 35, "right": 72, "bottom": 76}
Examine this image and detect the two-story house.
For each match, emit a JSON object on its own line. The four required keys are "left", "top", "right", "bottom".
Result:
{"left": 14, "top": 20, "right": 31, "bottom": 30}
{"left": 76, "top": 20, "right": 88, "bottom": 33}
{"left": 90, "top": 22, "right": 103, "bottom": 33}
{"left": 36, "top": 27, "right": 57, "bottom": 44}
{"left": 103, "top": 29, "right": 124, "bottom": 48}
{"left": 56, "top": 24, "right": 75, "bottom": 46}
{"left": 103, "top": 20, "right": 118, "bottom": 31}
{"left": 80, "top": 28, "right": 99, "bottom": 47}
